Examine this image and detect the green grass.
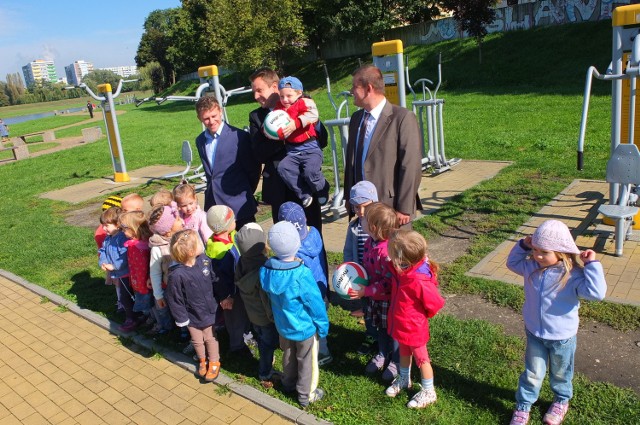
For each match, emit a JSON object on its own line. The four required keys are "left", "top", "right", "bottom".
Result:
{"left": 0, "top": 18, "right": 637, "bottom": 424}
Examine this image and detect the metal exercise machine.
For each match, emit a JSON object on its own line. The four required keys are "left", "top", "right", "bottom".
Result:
{"left": 68, "top": 79, "right": 138, "bottom": 182}
{"left": 578, "top": 4, "right": 640, "bottom": 256}
{"left": 406, "top": 53, "right": 461, "bottom": 174}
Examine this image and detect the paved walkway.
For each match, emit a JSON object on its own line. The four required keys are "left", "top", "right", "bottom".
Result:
{"left": 0, "top": 271, "right": 306, "bottom": 425}
{"left": 468, "top": 179, "right": 640, "bottom": 306}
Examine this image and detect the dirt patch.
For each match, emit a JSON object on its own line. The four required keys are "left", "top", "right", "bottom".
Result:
{"left": 65, "top": 203, "right": 102, "bottom": 228}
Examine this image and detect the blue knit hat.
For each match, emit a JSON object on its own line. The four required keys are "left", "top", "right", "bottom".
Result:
{"left": 278, "top": 76, "right": 303, "bottom": 91}
{"left": 278, "top": 201, "right": 308, "bottom": 240}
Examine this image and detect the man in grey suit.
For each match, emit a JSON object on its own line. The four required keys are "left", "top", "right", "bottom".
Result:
{"left": 344, "top": 64, "right": 422, "bottom": 226}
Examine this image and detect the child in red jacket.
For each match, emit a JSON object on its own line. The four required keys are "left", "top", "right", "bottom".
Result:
{"left": 273, "top": 76, "right": 329, "bottom": 207}
{"left": 385, "top": 229, "right": 445, "bottom": 409}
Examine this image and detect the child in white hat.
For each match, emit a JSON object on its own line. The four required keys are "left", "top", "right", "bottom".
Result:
{"left": 506, "top": 220, "right": 607, "bottom": 425}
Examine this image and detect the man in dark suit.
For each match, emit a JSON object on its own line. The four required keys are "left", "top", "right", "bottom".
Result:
{"left": 248, "top": 67, "right": 323, "bottom": 232}
{"left": 195, "top": 96, "right": 261, "bottom": 230}
{"left": 344, "top": 64, "right": 422, "bottom": 226}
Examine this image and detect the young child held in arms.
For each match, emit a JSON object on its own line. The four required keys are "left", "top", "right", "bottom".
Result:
{"left": 278, "top": 202, "right": 332, "bottom": 366}
{"left": 385, "top": 230, "right": 445, "bottom": 409}
{"left": 506, "top": 220, "right": 606, "bottom": 425}
{"left": 206, "top": 205, "right": 253, "bottom": 357}
{"left": 273, "top": 76, "right": 329, "bottom": 207}
{"left": 148, "top": 203, "right": 185, "bottom": 334}
{"left": 235, "top": 223, "right": 280, "bottom": 386}
{"left": 98, "top": 207, "right": 137, "bottom": 332}
{"left": 260, "top": 221, "right": 329, "bottom": 407}
{"left": 166, "top": 229, "right": 221, "bottom": 382}
{"left": 119, "top": 211, "right": 153, "bottom": 325}
{"left": 350, "top": 202, "right": 400, "bottom": 382}
{"left": 173, "top": 183, "right": 212, "bottom": 244}
{"left": 343, "top": 181, "right": 379, "bottom": 353}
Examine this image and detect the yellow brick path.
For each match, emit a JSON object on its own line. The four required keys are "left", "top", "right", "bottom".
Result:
{"left": 0, "top": 274, "right": 294, "bottom": 425}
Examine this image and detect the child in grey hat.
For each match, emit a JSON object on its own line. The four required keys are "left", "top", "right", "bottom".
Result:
{"left": 279, "top": 201, "right": 332, "bottom": 366}
{"left": 260, "top": 221, "right": 329, "bottom": 407}
{"left": 235, "top": 223, "right": 280, "bottom": 386}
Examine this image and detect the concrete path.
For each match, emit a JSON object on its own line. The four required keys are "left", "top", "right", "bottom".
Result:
{"left": 0, "top": 271, "right": 315, "bottom": 425}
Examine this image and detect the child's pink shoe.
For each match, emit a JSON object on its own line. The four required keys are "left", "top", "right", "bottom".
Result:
{"left": 509, "top": 409, "right": 529, "bottom": 425}
{"left": 543, "top": 402, "right": 568, "bottom": 425}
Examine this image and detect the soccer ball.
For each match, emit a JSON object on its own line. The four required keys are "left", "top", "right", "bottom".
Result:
{"left": 332, "top": 262, "right": 369, "bottom": 300}
{"left": 263, "top": 110, "right": 292, "bottom": 140}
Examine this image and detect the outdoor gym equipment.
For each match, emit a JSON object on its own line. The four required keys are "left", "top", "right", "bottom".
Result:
{"left": 69, "top": 79, "right": 138, "bottom": 182}
{"left": 577, "top": 4, "right": 640, "bottom": 255}
{"left": 322, "top": 63, "right": 353, "bottom": 219}
{"left": 372, "top": 40, "right": 407, "bottom": 108}
{"left": 406, "top": 53, "right": 460, "bottom": 174}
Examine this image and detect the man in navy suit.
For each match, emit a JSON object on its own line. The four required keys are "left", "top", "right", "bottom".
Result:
{"left": 195, "top": 96, "right": 261, "bottom": 230}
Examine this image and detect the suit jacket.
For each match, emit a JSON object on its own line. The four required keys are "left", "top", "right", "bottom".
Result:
{"left": 248, "top": 107, "right": 287, "bottom": 206}
{"left": 195, "top": 122, "right": 261, "bottom": 221}
{"left": 344, "top": 101, "right": 422, "bottom": 217}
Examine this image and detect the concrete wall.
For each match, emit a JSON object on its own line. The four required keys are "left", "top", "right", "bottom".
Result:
{"left": 320, "top": 0, "right": 639, "bottom": 60}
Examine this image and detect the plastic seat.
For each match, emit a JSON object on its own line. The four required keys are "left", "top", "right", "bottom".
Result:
{"left": 597, "top": 143, "right": 640, "bottom": 256}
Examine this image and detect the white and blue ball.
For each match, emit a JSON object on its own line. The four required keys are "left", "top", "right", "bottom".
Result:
{"left": 263, "top": 110, "right": 292, "bottom": 140}
{"left": 332, "top": 262, "right": 369, "bottom": 300}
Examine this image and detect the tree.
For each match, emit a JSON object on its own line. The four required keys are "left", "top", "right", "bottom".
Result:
{"left": 81, "top": 70, "right": 121, "bottom": 94}
{"left": 302, "top": 0, "right": 441, "bottom": 53}
{"left": 138, "top": 62, "right": 165, "bottom": 94}
{"left": 440, "top": 0, "right": 498, "bottom": 63}
{"left": 182, "top": 0, "right": 306, "bottom": 73}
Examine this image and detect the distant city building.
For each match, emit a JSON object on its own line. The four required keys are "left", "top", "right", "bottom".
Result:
{"left": 22, "top": 59, "right": 58, "bottom": 86}
{"left": 65, "top": 60, "right": 94, "bottom": 86}
{"left": 99, "top": 65, "right": 138, "bottom": 78}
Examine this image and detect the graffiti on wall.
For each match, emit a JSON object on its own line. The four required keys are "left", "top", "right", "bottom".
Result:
{"left": 419, "top": 0, "right": 633, "bottom": 44}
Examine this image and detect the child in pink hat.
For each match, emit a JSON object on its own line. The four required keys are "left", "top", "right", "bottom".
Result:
{"left": 506, "top": 220, "right": 607, "bottom": 425}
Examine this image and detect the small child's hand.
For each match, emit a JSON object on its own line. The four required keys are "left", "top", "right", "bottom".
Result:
{"left": 156, "top": 298, "right": 167, "bottom": 308}
{"left": 348, "top": 287, "right": 365, "bottom": 299}
{"left": 580, "top": 249, "right": 596, "bottom": 263}
{"left": 146, "top": 278, "right": 152, "bottom": 289}
{"left": 220, "top": 298, "right": 234, "bottom": 310}
{"left": 102, "top": 263, "right": 114, "bottom": 271}
{"left": 522, "top": 236, "right": 533, "bottom": 249}
{"left": 282, "top": 120, "right": 297, "bottom": 138}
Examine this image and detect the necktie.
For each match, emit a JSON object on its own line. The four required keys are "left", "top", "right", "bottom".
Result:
{"left": 354, "top": 111, "right": 369, "bottom": 183}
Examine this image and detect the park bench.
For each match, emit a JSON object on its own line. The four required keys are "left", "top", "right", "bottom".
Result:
{"left": 18, "top": 130, "right": 56, "bottom": 143}
{"left": 0, "top": 137, "right": 29, "bottom": 160}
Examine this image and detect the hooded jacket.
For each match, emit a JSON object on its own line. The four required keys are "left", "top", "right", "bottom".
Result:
{"left": 297, "top": 226, "right": 328, "bottom": 289}
{"left": 235, "top": 246, "right": 273, "bottom": 327}
{"left": 507, "top": 240, "right": 606, "bottom": 340}
{"left": 260, "top": 258, "right": 329, "bottom": 341}
{"left": 387, "top": 261, "right": 444, "bottom": 347}
{"left": 98, "top": 231, "right": 129, "bottom": 279}
{"left": 148, "top": 233, "right": 172, "bottom": 300}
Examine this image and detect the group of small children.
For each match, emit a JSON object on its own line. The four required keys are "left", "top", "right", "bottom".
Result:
{"left": 96, "top": 104, "right": 607, "bottom": 421}
{"left": 343, "top": 181, "right": 445, "bottom": 409}
{"left": 340, "top": 181, "right": 607, "bottom": 424}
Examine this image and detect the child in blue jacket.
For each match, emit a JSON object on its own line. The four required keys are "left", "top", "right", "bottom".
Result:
{"left": 506, "top": 220, "right": 606, "bottom": 425}
{"left": 278, "top": 202, "right": 332, "bottom": 365}
{"left": 260, "top": 221, "right": 329, "bottom": 407}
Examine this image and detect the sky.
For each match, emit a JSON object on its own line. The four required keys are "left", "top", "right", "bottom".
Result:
{"left": 0, "top": 0, "right": 182, "bottom": 83}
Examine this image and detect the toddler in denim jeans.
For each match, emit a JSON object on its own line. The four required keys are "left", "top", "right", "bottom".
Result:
{"left": 506, "top": 220, "right": 606, "bottom": 425}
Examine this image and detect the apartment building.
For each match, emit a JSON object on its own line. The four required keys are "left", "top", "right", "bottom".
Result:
{"left": 65, "top": 60, "right": 94, "bottom": 86}
{"left": 22, "top": 59, "right": 58, "bottom": 86}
